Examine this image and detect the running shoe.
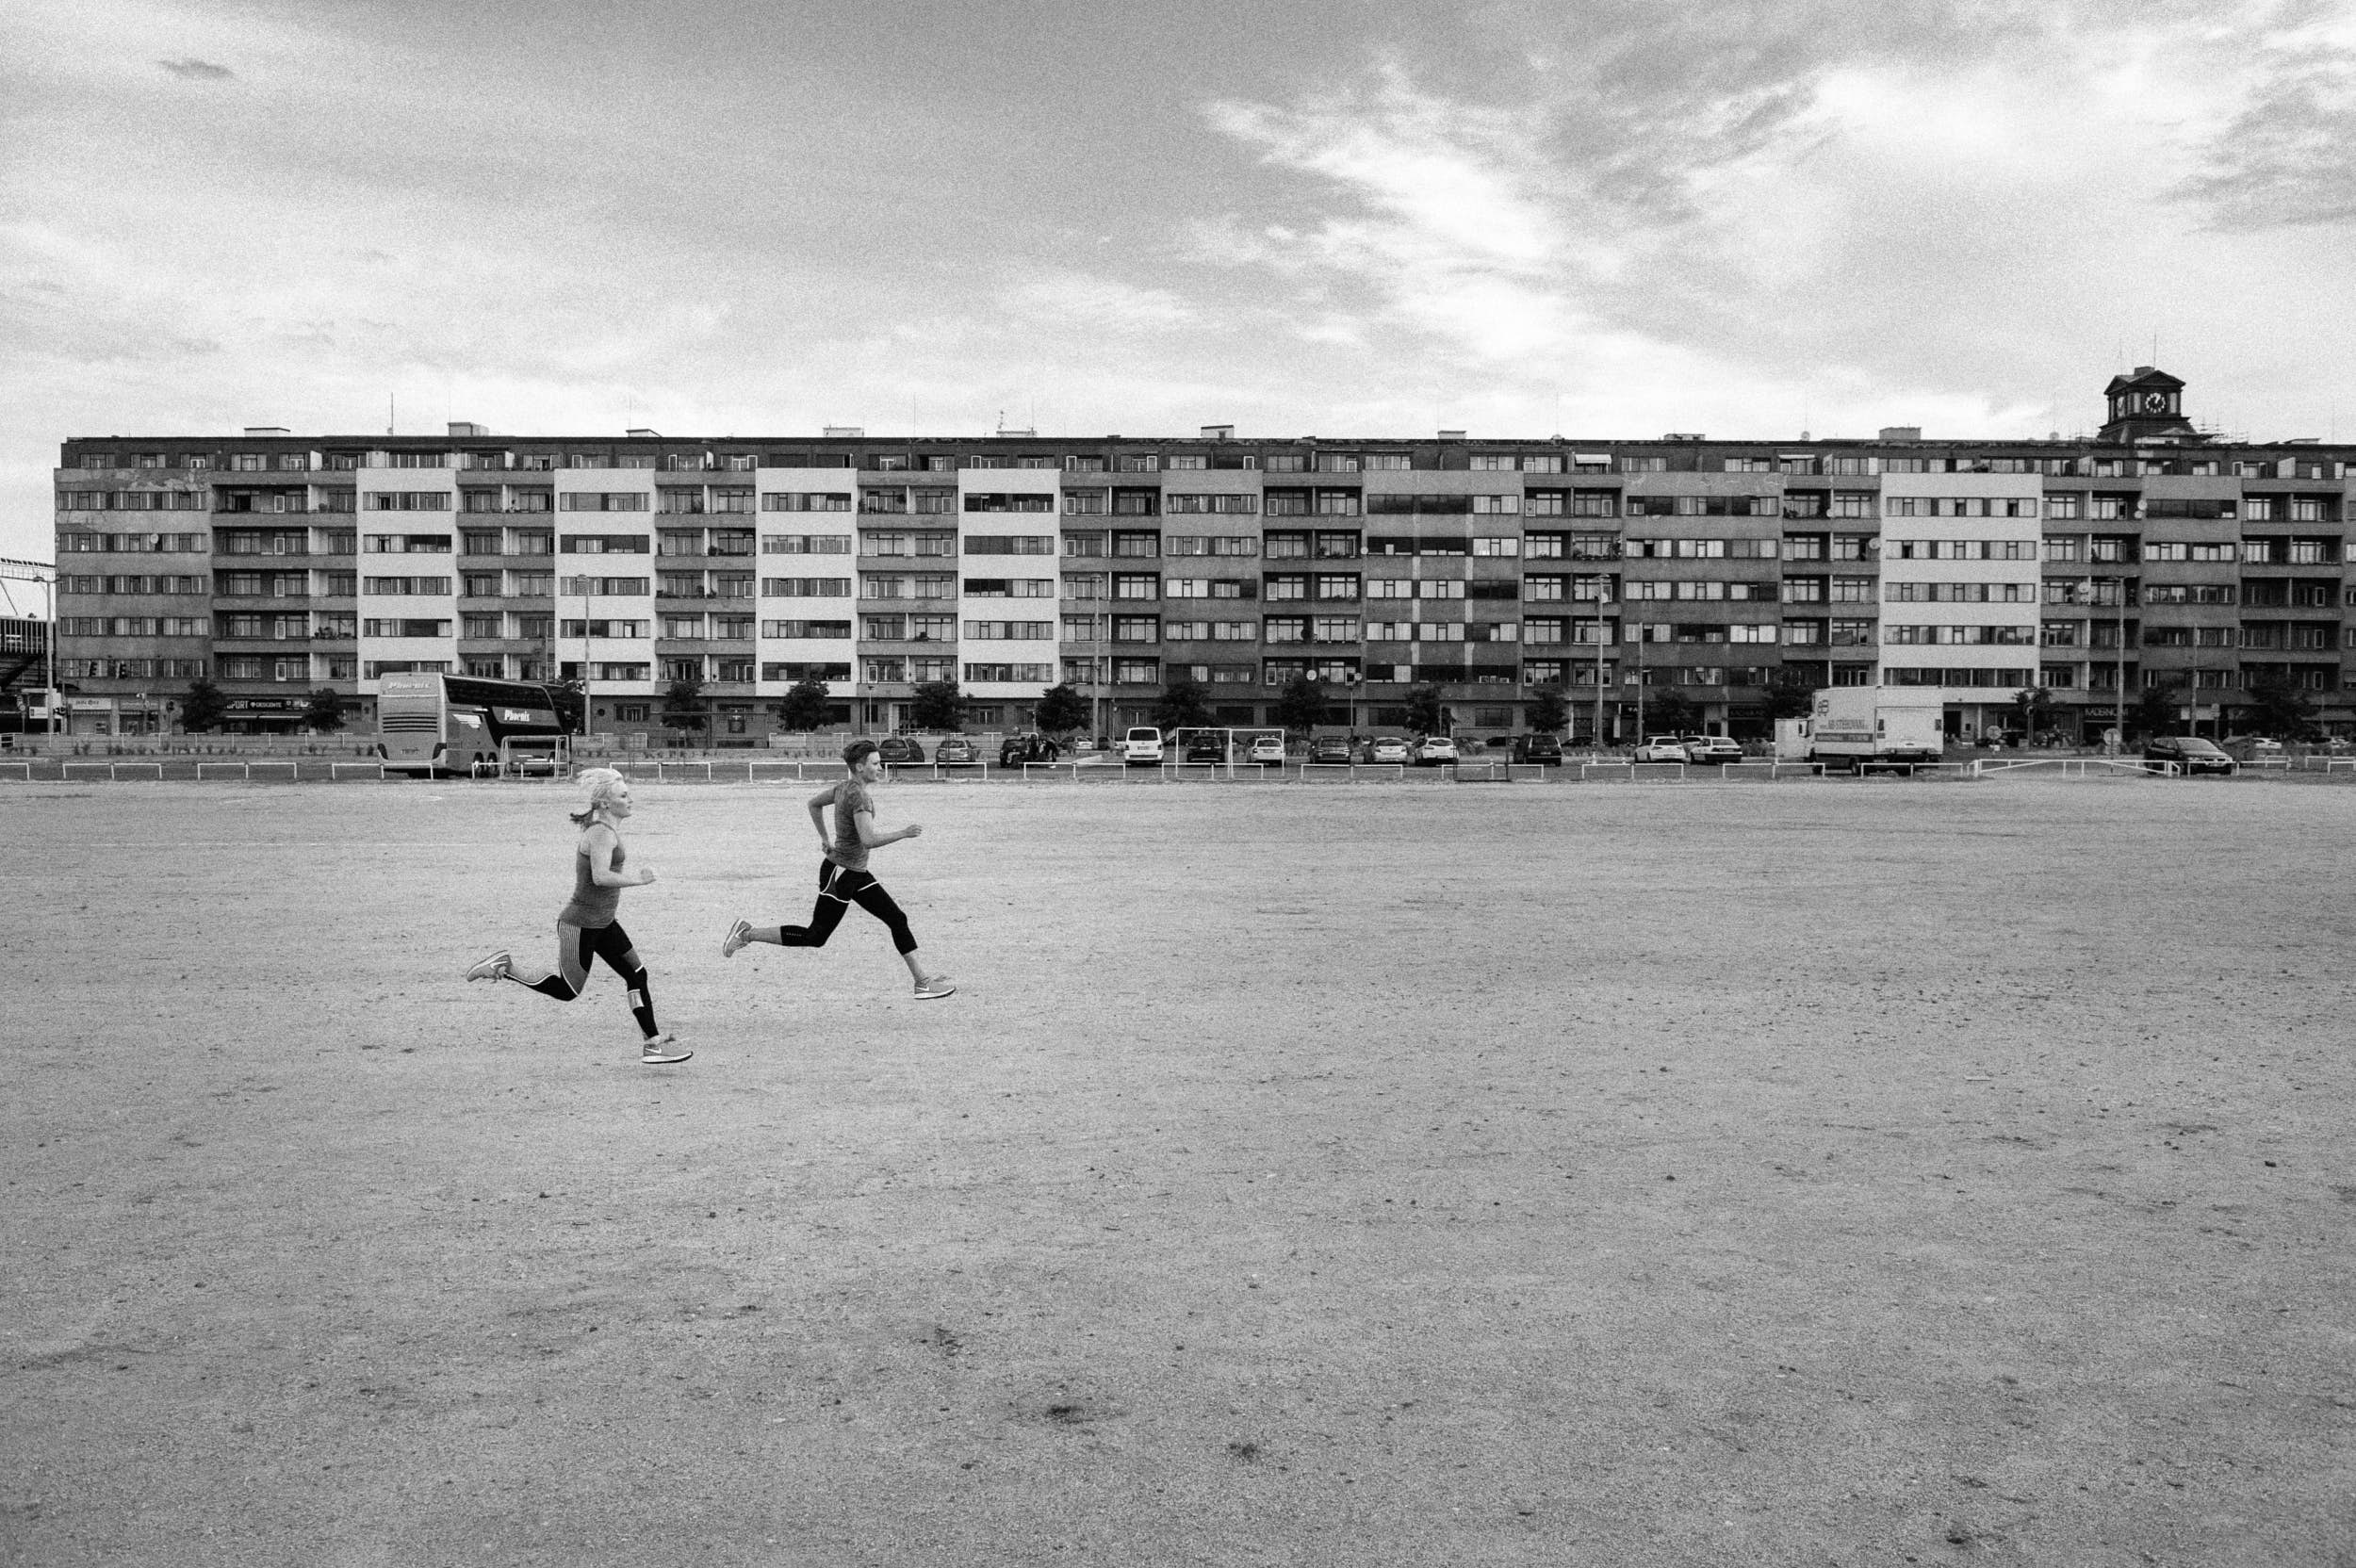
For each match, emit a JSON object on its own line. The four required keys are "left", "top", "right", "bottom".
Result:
{"left": 913, "top": 976, "right": 957, "bottom": 1001}
{"left": 465, "top": 950, "right": 512, "bottom": 983}
{"left": 719, "top": 918, "right": 753, "bottom": 959}
{"left": 640, "top": 1035, "right": 694, "bottom": 1065}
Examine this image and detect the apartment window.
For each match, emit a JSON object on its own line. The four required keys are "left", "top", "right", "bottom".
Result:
{"left": 1112, "top": 573, "right": 1159, "bottom": 599}
{"left": 763, "top": 492, "right": 854, "bottom": 513}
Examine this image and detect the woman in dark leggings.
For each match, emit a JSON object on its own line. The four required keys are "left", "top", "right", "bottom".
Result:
{"left": 466, "top": 767, "right": 692, "bottom": 1064}
{"left": 720, "top": 739, "right": 955, "bottom": 999}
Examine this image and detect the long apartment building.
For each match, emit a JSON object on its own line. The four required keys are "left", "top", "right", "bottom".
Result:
{"left": 48, "top": 368, "right": 2356, "bottom": 743}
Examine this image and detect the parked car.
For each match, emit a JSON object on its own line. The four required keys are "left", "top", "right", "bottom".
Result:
{"left": 998, "top": 732, "right": 1061, "bottom": 766}
{"left": 1366, "top": 736, "right": 1412, "bottom": 764}
{"left": 1308, "top": 735, "right": 1351, "bottom": 764}
{"left": 1411, "top": 735, "right": 1459, "bottom": 767}
{"left": 1634, "top": 735, "right": 1691, "bottom": 763}
{"left": 1683, "top": 734, "right": 1744, "bottom": 765}
{"left": 1250, "top": 734, "right": 1289, "bottom": 766}
{"left": 1183, "top": 735, "right": 1225, "bottom": 764}
{"left": 1121, "top": 726, "right": 1165, "bottom": 767}
{"left": 2145, "top": 735, "right": 2236, "bottom": 776}
{"left": 933, "top": 735, "right": 978, "bottom": 764}
{"left": 876, "top": 735, "right": 925, "bottom": 764}
{"left": 1510, "top": 733, "right": 1564, "bottom": 765}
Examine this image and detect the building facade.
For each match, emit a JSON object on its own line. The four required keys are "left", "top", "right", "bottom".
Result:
{"left": 49, "top": 370, "right": 2356, "bottom": 742}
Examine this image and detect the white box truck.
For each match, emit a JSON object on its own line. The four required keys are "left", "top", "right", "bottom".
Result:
{"left": 1775, "top": 688, "right": 1945, "bottom": 771}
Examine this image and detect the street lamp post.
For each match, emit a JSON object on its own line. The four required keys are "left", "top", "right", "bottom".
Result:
{"left": 1593, "top": 598, "right": 1609, "bottom": 750}
{"left": 1629, "top": 620, "right": 1646, "bottom": 743}
{"left": 2079, "top": 575, "right": 2126, "bottom": 752}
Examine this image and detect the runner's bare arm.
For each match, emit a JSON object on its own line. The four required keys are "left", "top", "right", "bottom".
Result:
{"left": 854, "top": 808, "right": 921, "bottom": 848}
{"left": 586, "top": 824, "right": 654, "bottom": 887}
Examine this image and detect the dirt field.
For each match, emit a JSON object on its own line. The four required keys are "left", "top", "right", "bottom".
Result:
{"left": 4, "top": 775, "right": 2352, "bottom": 1566}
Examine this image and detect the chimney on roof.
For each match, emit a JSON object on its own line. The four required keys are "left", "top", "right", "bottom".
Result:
{"left": 448, "top": 421, "right": 491, "bottom": 437}
{"left": 1200, "top": 424, "right": 1235, "bottom": 440}
{"left": 1878, "top": 426, "right": 1922, "bottom": 440}
{"left": 626, "top": 427, "right": 661, "bottom": 438}
{"left": 243, "top": 426, "right": 288, "bottom": 436}
{"left": 1437, "top": 429, "right": 1465, "bottom": 440}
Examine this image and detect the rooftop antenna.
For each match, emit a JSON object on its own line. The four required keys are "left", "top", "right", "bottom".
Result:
{"left": 387, "top": 393, "right": 395, "bottom": 436}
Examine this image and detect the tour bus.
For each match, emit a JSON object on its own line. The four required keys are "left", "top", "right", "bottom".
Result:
{"left": 376, "top": 671, "right": 570, "bottom": 777}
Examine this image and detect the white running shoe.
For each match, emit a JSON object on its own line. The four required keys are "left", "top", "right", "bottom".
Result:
{"left": 913, "top": 976, "right": 957, "bottom": 1001}
{"left": 640, "top": 1035, "right": 693, "bottom": 1065}
{"left": 720, "top": 918, "right": 753, "bottom": 959}
{"left": 465, "top": 950, "right": 511, "bottom": 983}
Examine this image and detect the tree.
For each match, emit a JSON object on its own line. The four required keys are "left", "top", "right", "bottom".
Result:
{"left": 1153, "top": 678, "right": 1214, "bottom": 733}
{"left": 659, "top": 678, "right": 707, "bottom": 742}
{"left": 909, "top": 679, "right": 964, "bottom": 732}
{"left": 178, "top": 678, "right": 229, "bottom": 733}
{"left": 548, "top": 681, "right": 586, "bottom": 736}
{"left": 1766, "top": 669, "right": 1816, "bottom": 721}
{"left": 1402, "top": 682, "right": 1446, "bottom": 736}
{"left": 1272, "top": 674, "right": 1327, "bottom": 737}
{"left": 1525, "top": 687, "right": 1568, "bottom": 734}
{"left": 1033, "top": 681, "right": 1089, "bottom": 738}
{"left": 303, "top": 687, "right": 348, "bottom": 734}
{"left": 2238, "top": 674, "right": 2321, "bottom": 740}
{"left": 2009, "top": 685, "right": 2057, "bottom": 741}
{"left": 1645, "top": 691, "right": 1701, "bottom": 737}
{"left": 2125, "top": 683, "right": 2182, "bottom": 741}
{"left": 774, "top": 677, "right": 832, "bottom": 732}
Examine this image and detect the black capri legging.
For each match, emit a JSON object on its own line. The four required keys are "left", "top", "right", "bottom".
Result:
{"left": 523, "top": 920, "right": 662, "bottom": 1037}
{"left": 780, "top": 862, "right": 918, "bottom": 955}
{"left": 525, "top": 921, "right": 646, "bottom": 1001}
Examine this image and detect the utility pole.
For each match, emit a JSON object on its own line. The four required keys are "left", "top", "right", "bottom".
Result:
{"left": 1592, "top": 590, "right": 1608, "bottom": 749}
{"left": 1633, "top": 621, "right": 1646, "bottom": 741}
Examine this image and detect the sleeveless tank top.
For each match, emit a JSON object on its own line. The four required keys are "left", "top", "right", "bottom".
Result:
{"left": 558, "top": 832, "right": 625, "bottom": 927}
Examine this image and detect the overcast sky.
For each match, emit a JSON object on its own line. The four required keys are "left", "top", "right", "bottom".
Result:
{"left": 4, "top": 0, "right": 2354, "bottom": 566}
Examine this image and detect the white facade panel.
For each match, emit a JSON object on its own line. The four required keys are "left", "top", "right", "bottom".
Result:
{"left": 554, "top": 472, "right": 657, "bottom": 696}
{"left": 755, "top": 467, "right": 858, "bottom": 697}
{"left": 354, "top": 472, "right": 459, "bottom": 694}
{"left": 957, "top": 469, "right": 1062, "bottom": 701}
{"left": 1877, "top": 473, "right": 2042, "bottom": 699}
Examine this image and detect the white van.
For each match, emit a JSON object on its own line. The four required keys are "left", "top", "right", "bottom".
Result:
{"left": 1122, "top": 726, "right": 1165, "bottom": 767}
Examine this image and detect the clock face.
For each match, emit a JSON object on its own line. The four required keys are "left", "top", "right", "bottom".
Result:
{"left": 2143, "top": 391, "right": 2168, "bottom": 413}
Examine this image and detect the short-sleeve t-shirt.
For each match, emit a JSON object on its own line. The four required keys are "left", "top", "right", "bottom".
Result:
{"left": 827, "top": 778, "right": 875, "bottom": 872}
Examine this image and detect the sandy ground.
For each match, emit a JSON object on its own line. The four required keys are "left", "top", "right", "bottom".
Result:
{"left": 2, "top": 774, "right": 2352, "bottom": 1567}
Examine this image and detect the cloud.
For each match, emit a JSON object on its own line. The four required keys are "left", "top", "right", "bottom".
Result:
{"left": 1005, "top": 270, "right": 1198, "bottom": 334}
{"left": 1204, "top": 68, "right": 1591, "bottom": 362}
{"left": 156, "top": 56, "right": 232, "bottom": 79}
{"left": 2172, "top": 44, "right": 2356, "bottom": 228}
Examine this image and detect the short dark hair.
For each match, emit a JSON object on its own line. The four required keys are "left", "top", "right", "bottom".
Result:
{"left": 843, "top": 739, "right": 879, "bottom": 768}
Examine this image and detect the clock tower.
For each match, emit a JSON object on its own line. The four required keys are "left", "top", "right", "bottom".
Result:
{"left": 2097, "top": 366, "right": 2204, "bottom": 444}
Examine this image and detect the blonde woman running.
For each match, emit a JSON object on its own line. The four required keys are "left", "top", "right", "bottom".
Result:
{"left": 466, "top": 767, "right": 692, "bottom": 1065}
{"left": 720, "top": 739, "right": 954, "bottom": 999}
